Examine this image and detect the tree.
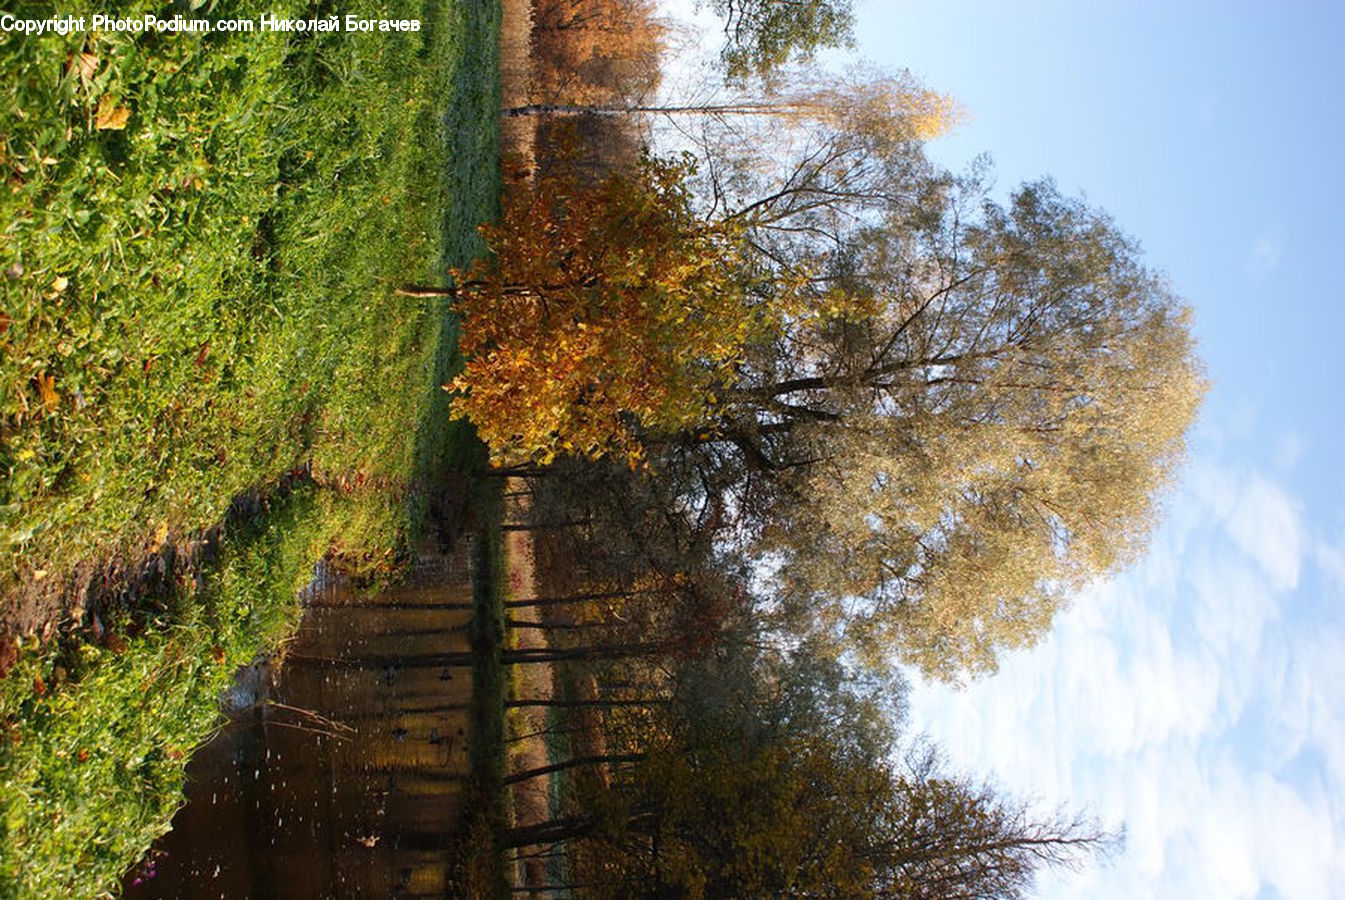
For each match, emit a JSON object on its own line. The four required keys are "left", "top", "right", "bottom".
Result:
{"left": 471, "top": 67, "right": 959, "bottom": 468}
{"left": 880, "top": 743, "right": 1117, "bottom": 898}
{"left": 474, "top": 57, "right": 1199, "bottom": 683}
{"left": 505, "top": 67, "right": 958, "bottom": 146}
{"left": 445, "top": 151, "right": 761, "bottom": 465}
{"left": 704, "top": 0, "right": 856, "bottom": 81}
{"left": 531, "top": 0, "right": 665, "bottom": 107}
{"left": 509, "top": 642, "right": 1113, "bottom": 898}
{"left": 679, "top": 177, "right": 1204, "bottom": 681}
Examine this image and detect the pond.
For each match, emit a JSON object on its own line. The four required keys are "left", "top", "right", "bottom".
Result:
{"left": 122, "top": 542, "right": 476, "bottom": 899}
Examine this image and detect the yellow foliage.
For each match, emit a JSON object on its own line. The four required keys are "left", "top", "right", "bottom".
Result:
{"left": 450, "top": 154, "right": 764, "bottom": 465}
{"left": 93, "top": 96, "right": 131, "bottom": 130}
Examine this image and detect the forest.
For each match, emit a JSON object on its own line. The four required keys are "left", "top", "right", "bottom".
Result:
{"left": 446, "top": 0, "right": 1202, "bottom": 894}
{"left": 0, "top": 0, "right": 1202, "bottom": 896}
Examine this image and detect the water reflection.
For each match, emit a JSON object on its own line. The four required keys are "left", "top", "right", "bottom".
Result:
{"left": 123, "top": 543, "right": 475, "bottom": 899}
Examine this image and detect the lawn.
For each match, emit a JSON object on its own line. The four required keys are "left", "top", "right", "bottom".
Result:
{"left": 0, "top": 0, "right": 500, "bottom": 894}
{"left": 2, "top": 0, "right": 495, "bottom": 613}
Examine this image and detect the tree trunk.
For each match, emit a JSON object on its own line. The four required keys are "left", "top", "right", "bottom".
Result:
{"left": 503, "top": 102, "right": 804, "bottom": 118}
{"left": 501, "top": 642, "right": 665, "bottom": 665}
{"left": 395, "top": 283, "right": 459, "bottom": 298}
{"left": 503, "top": 809, "right": 660, "bottom": 848}
{"left": 504, "top": 587, "right": 658, "bottom": 610}
{"left": 501, "top": 518, "right": 593, "bottom": 532}
{"left": 503, "top": 753, "right": 644, "bottom": 788}
{"left": 506, "top": 618, "right": 615, "bottom": 631}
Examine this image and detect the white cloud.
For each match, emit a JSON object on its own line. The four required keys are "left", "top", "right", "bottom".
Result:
{"left": 1191, "top": 463, "right": 1304, "bottom": 592}
{"left": 1226, "top": 478, "right": 1304, "bottom": 592}
{"left": 907, "top": 456, "right": 1343, "bottom": 898}
{"left": 1187, "top": 550, "right": 1276, "bottom": 678}
{"left": 1314, "top": 537, "right": 1345, "bottom": 598}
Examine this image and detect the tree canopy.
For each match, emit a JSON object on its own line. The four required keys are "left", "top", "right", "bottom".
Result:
{"left": 453, "top": 66, "right": 1202, "bottom": 683}
{"left": 513, "top": 626, "right": 1113, "bottom": 897}
{"left": 707, "top": 177, "right": 1205, "bottom": 680}
{"left": 705, "top": 0, "right": 856, "bottom": 80}
{"left": 463, "top": 12, "right": 1157, "bottom": 894}
{"left": 447, "top": 152, "right": 761, "bottom": 465}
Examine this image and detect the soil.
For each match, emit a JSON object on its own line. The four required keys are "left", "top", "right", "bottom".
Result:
{"left": 503, "top": 477, "right": 556, "bottom": 895}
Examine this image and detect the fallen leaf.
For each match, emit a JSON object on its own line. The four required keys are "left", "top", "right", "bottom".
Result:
{"left": 51, "top": 275, "right": 68, "bottom": 293}
{"left": 94, "top": 97, "right": 130, "bottom": 130}
{"left": 36, "top": 372, "right": 59, "bottom": 412}
{"left": 77, "top": 52, "right": 99, "bottom": 84}
{"left": 151, "top": 521, "right": 168, "bottom": 551}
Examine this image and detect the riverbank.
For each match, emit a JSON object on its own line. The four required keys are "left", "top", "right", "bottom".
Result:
{"left": 0, "top": 0, "right": 501, "bottom": 893}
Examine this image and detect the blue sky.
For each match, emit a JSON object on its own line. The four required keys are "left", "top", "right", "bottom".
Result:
{"left": 858, "top": 1, "right": 1345, "bottom": 896}
{"left": 659, "top": 0, "right": 1345, "bottom": 895}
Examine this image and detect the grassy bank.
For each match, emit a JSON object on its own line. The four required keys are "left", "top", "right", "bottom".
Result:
{"left": 0, "top": 0, "right": 501, "bottom": 893}
{"left": 1, "top": 488, "right": 322, "bottom": 897}
{"left": 456, "top": 467, "right": 509, "bottom": 896}
{"left": 1, "top": 0, "right": 495, "bottom": 618}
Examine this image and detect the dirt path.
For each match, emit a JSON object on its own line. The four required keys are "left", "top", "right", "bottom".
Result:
{"left": 503, "top": 478, "right": 556, "bottom": 895}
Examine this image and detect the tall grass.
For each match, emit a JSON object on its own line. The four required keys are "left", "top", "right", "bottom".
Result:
{"left": 0, "top": 0, "right": 502, "bottom": 893}
{"left": 1, "top": 488, "right": 323, "bottom": 898}
{"left": 1, "top": 0, "right": 495, "bottom": 599}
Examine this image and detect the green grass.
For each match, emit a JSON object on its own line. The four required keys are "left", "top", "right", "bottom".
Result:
{"left": 458, "top": 469, "right": 509, "bottom": 896}
{"left": 1, "top": 487, "right": 323, "bottom": 898}
{"left": 0, "top": 0, "right": 502, "bottom": 894}
{"left": 1, "top": 0, "right": 498, "bottom": 594}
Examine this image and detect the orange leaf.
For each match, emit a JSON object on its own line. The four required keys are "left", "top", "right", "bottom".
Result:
{"left": 150, "top": 521, "right": 168, "bottom": 552}
{"left": 94, "top": 96, "right": 130, "bottom": 130}
{"left": 36, "top": 372, "right": 59, "bottom": 412}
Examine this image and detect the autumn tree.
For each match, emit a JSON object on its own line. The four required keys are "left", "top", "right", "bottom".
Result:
{"left": 467, "top": 51, "right": 1200, "bottom": 683}
{"left": 531, "top": 0, "right": 664, "bottom": 108}
{"left": 445, "top": 151, "right": 761, "bottom": 465}
{"left": 463, "top": 67, "right": 959, "bottom": 468}
{"left": 509, "top": 635, "right": 1112, "bottom": 897}
{"left": 505, "top": 66, "right": 958, "bottom": 144}
{"left": 667, "top": 175, "right": 1205, "bottom": 681}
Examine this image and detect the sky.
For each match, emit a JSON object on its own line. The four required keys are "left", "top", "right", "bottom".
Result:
{"left": 857, "top": 3, "right": 1345, "bottom": 897}
{"left": 658, "top": 1, "right": 1345, "bottom": 895}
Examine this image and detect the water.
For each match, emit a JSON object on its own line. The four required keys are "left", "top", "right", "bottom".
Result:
{"left": 122, "top": 542, "right": 476, "bottom": 899}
